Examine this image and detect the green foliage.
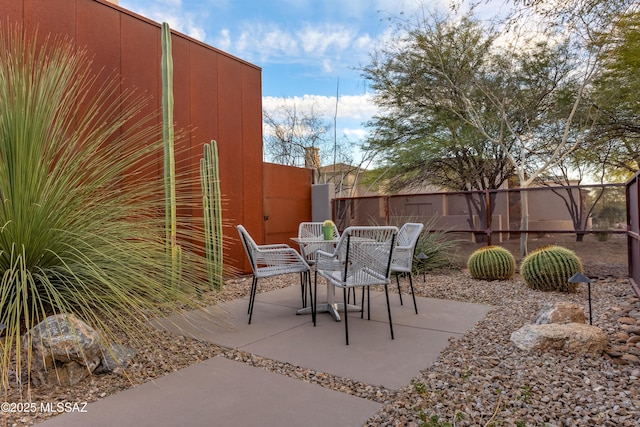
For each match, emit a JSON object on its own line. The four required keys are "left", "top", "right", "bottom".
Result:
{"left": 418, "top": 413, "right": 453, "bottom": 427}
{"left": 410, "top": 218, "right": 462, "bottom": 272}
{"left": 520, "top": 245, "right": 583, "bottom": 292}
{"left": 0, "top": 25, "right": 214, "bottom": 388}
{"left": 467, "top": 245, "right": 516, "bottom": 280}
{"left": 411, "top": 379, "right": 427, "bottom": 395}
{"left": 200, "top": 141, "right": 224, "bottom": 290}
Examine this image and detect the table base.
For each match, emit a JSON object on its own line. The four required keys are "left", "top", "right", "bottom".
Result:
{"left": 296, "top": 302, "right": 361, "bottom": 321}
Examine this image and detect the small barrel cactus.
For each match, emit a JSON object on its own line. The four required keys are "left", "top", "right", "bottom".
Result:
{"left": 467, "top": 245, "right": 516, "bottom": 280}
{"left": 520, "top": 245, "right": 583, "bottom": 293}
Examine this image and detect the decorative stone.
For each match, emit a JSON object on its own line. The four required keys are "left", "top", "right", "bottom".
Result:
{"left": 625, "top": 325, "right": 640, "bottom": 335}
{"left": 614, "top": 332, "right": 630, "bottom": 343}
{"left": 24, "top": 313, "right": 102, "bottom": 386}
{"left": 95, "top": 343, "right": 137, "bottom": 374}
{"left": 510, "top": 323, "right": 607, "bottom": 356}
{"left": 621, "top": 354, "right": 640, "bottom": 364}
{"left": 535, "top": 302, "right": 586, "bottom": 325}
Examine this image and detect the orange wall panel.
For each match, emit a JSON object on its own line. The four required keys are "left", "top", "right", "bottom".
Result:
{"left": 5, "top": 0, "right": 268, "bottom": 274}
{"left": 24, "top": 0, "right": 76, "bottom": 41}
{"left": 77, "top": 0, "right": 121, "bottom": 78}
{"left": 263, "top": 163, "right": 313, "bottom": 245}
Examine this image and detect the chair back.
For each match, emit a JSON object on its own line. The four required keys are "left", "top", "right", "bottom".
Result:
{"left": 337, "top": 226, "right": 398, "bottom": 286}
{"left": 297, "top": 222, "right": 339, "bottom": 264}
{"left": 237, "top": 225, "right": 258, "bottom": 274}
{"left": 397, "top": 223, "right": 424, "bottom": 248}
{"left": 392, "top": 222, "right": 424, "bottom": 272}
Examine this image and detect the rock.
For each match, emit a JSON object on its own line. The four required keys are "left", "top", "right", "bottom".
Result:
{"left": 95, "top": 343, "right": 137, "bottom": 374}
{"left": 625, "top": 325, "right": 640, "bottom": 335}
{"left": 535, "top": 302, "right": 586, "bottom": 325}
{"left": 626, "top": 335, "right": 640, "bottom": 344}
{"left": 510, "top": 323, "right": 608, "bottom": 356}
{"left": 614, "top": 332, "right": 630, "bottom": 343}
{"left": 24, "top": 313, "right": 102, "bottom": 386}
{"left": 618, "top": 317, "right": 637, "bottom": 325}
{"left": 621, "top": 354, "right": 640, "bottom": 364}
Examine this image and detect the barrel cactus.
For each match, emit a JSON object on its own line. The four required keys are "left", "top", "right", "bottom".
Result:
{"left": 467, "top": 245, "right": 516, "bottom": 280}
{"left": 520, "top": 245, "right": 583, "bottom": 293}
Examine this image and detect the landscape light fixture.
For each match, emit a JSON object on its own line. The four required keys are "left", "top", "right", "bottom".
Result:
{"left": 416, "top": 252, "right": 428, "bottom": 282}
{"left": 568, "top": 272, "right": 595, "bottom": 325}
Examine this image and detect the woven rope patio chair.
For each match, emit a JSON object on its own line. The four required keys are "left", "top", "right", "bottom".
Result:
{"left": 237, "top": 225, "right": 311, "bottom": 324}
{"left": 297, "top": 221, "right": 340, "bottom": 266}
{"left": 314, "top": 226, "right": 398, "bottom": 345}
{"left": 390, "top": 222, "right": 424, "bottom": 314}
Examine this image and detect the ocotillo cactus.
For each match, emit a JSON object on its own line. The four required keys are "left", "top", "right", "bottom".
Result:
{"left": 161, "top": 22, "right": 180, "bottom": 287}
{"left": 200, "top": 140, "right": 224, "bottom": 289}
{"left": 520, "top": 245, "right": 583, "bottom": 292}
{"left": 467, "top": 245, "right": 516, "bottom": 280}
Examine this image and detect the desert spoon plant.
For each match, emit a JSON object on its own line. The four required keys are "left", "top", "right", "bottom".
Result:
{"left": 0, "top": 24, "right": 214, "bottom": 391}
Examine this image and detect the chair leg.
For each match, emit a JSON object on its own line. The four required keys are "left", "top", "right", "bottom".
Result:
{"left": 409, "top": 273, "right": 418, "bottom": 314}
{"left": 308, "top": 271, "right": 315, "bottom": 326}
{"left": 383, "top": 283, "right": 394, "bottom": 340}
{"left": 367, "top": 286, "right": 371, "bottom": 320}
{"left": 248, "top": 277, "right": 259, "bottom": 324}
{"left": 343, "top": 287, "right": 349, "bottom": 345}
{"left": 360, "top": 287, "right": 365, "bottom": 319}
{"left": 395, "top": 272, "right": 404, "bottom": 305}
{"left": 300, "top": 272, "right": 306, "bottom": 308}
{"left": 313, "top": 270, "right": 318, "bottom": 326}
{"left": 248, "top": 276, "right": 257, "bottom": 314}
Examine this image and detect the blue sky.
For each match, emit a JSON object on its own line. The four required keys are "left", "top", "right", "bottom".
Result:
{"left": 117, "top": 0, "right": 498, "bottom": 159}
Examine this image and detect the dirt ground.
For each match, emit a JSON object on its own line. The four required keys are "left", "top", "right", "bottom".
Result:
{"left": 453, "top": 232, "right": 628, "bottom": 279}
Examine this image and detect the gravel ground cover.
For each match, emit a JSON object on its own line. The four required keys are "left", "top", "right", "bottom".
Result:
{"left": 3, "top": 257, "right": 639, "bottom": 426}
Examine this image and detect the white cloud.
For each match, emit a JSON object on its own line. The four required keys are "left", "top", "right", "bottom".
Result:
{"left": 263, "top": 94, "right": 378, "bottom": 144}
{"left": 263, "top": 94, "right": 377, "bottom": 121}
{"left": 343, "top": 128, "right": 368, "bottom": 140}
{"left": 120, "top": 0, "right": 209, "bottom": 41}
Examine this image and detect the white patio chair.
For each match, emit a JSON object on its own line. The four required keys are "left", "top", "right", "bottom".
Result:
{"left": 314, "top": 226, "right": 398, "bottom": 345}
{"left": 297, "top": 222, "right": 340, "bottom": 265}
{"left": 391, "top": 222, "right": 424, "bottom": 314}
{"left": 237, "top": 225, "right": 311, "bottom": 324}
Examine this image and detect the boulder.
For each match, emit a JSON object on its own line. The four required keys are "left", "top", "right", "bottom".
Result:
{"left": 95, "top": 343, "right": 137, "bottom": 374}
{"left": 510, "top": 323, "right": 607, "bottom": 356}
{"left": 24, "top": 313, "right": 102, "bottom": 386}
{"left": 535, "top": 302, "right": 586, "bottom": 325}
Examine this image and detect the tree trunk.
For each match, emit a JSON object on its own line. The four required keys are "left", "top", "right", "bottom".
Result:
{"left": 520, "top": 189, "right": 529, "bottom": 257}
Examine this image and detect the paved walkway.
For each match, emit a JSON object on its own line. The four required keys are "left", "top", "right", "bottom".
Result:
{"left": 38, "top": 285, "right": 491, "bottom": 427}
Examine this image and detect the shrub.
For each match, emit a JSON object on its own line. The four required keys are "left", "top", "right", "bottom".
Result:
{"left": 520, "top": 245, "right": 583, "bottom": 292}
{"left": 467, "top": 245, "right": 516, "bottom": 280}
{"left": 0, "top": 25, "right": 218, "bottom": 388}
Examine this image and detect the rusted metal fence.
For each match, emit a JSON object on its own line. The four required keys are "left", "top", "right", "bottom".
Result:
{"left": 333, "top": 184, "right": 626, "bottom": 241}
{"left": 333, "top": 183, "right": 636, "bottom": 295}
{"left": 626, "top": 173, "right": 640, "bottom": 296}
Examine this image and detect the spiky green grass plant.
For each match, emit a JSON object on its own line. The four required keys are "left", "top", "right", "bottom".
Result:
{"left": 0, "top": 26, "right": 216, "bottom": 389}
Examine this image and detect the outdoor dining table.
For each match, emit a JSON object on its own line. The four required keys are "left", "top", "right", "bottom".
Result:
{"left": 290, "top": 237, "right": 361, "bottom": 321}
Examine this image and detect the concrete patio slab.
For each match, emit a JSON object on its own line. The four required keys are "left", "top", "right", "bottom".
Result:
{"left": 37, "top": 284, "right": 491, "bottom": 426}
{"left": 154, "top": 285, "right": 492, "bottom": 390}
{"left": 38, "top": 356, "right": 381, "bottom": 427}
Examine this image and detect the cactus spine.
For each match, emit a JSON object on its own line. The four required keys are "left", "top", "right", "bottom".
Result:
{"left": 161, "top": 22, "right": 180, "bottom": 287}
{"left": 520, "top": 245, "right": 583, "bottom": 293}
{"left": 200, "top": 140, "right": 224, "bottom": 290}
{"left": 467, "top": 245, "right": 516, "bottom": 280}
